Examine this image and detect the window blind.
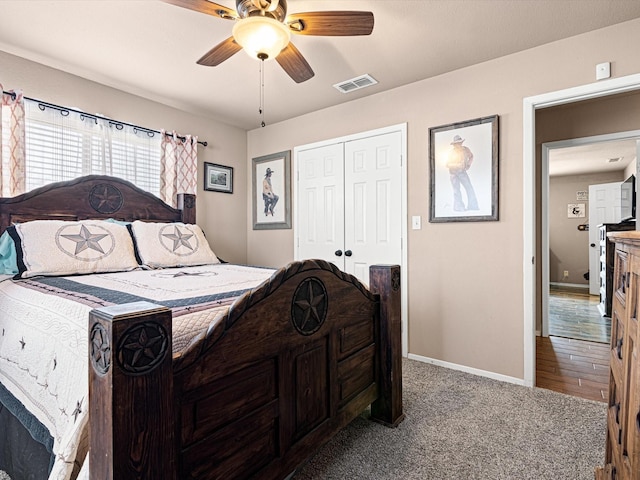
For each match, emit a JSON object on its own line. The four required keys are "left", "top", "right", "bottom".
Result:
{"left": 24, "top": 101, "right": 161, "bottom": 195}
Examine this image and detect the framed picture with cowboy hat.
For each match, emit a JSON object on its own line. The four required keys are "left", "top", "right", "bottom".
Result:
{"left": 429, "top": 115, "right": 499, "bottom": 222}
{"left": 252, "top": 150, "right": 292, "bottom": 230}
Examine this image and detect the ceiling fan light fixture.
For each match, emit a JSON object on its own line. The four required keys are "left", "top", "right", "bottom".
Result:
{"left": 232, "top": 16, "right": 291, "bottom": 61}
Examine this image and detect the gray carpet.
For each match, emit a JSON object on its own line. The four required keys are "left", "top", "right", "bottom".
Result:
{"left": 0, "top": 360, "right": 606, "bottom": 480}
{"left": 293, "top": 359, "right": 606, "bottom": 480}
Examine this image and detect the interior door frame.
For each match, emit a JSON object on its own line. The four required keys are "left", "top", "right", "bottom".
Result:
{"left": 293, "top": 123, "right": 409, "bottom": 356}
{"left": 523, "top": 73, "right": 640, "bottom": 387}
{"left": 540, "top": 132, "right": 640, "bottom": 338}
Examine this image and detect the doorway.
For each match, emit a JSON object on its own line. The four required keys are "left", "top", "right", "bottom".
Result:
{"left": 541, "top": 134, "right": 639, "bottom": 343}
{"left": 523, "top": 72, "right": 640, "bottom": 387}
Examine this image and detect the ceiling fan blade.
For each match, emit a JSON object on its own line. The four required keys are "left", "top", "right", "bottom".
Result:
{"left": 287, "top": 11, "right": 374, "bottom": 36}
{"left": 197, "top": 37, "right": 243, "bottom": 66}
{"left": 161, "top": 0, "right": 238, "bottom": 20}
{"left": 276, "top": 43, "right": 314, "bottom": 83}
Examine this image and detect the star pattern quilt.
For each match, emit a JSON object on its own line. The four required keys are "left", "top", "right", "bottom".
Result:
{"left": 0, "top": 263, "right": 275, "bottom": 480}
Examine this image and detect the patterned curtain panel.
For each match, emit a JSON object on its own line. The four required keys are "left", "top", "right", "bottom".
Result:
{"left": 160, "top": 129, "right": 198, "bottom": 208}
{"left": 0, "top": 86, "right": 26, "bottom": 196}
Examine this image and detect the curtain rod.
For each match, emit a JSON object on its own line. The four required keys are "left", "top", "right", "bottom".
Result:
{"left": 2, "top": 90, "right": 207, "bottom": 147}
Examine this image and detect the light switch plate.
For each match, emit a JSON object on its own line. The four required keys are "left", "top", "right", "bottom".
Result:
{"left": 412, "top": 215, "right": 421, "bottom": 230}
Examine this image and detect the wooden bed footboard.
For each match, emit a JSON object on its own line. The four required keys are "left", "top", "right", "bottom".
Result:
{"left": 0, "top": 175, "right": 402, "bottom": 479}
{"left": 89, "top": 260, "right": 403, "bottom": 480}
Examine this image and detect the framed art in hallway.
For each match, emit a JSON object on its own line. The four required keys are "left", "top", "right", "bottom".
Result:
{"left": 204, "top": 162, "right": 233, "bottom": 193}
{"left": 252, "top": 150, "right": 292, "bottom": 230}
{"left": 429, "top": 115, "right": 499, "bottom": 222}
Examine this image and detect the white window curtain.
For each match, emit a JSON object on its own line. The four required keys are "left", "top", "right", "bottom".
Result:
{"left": 160, "top": 129, "right": 198, "bottom": 207}
{"left": 23, "top": 101, "right": 162, "bottom": 195}
{"left": 0, "top": 90, "right": 200, "bottom": 201}
{"left": 0, "top": 86, "right": 26, "bottom": 196}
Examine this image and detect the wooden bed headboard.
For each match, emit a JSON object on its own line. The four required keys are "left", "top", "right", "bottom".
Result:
{"left": 0, "top": 175, "right": 195, "bottom": 234}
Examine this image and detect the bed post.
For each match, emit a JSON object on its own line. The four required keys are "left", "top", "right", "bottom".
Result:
{"left": 177, "top": 193, "right": 196, "bottom": 224}
{"left": 369, "top": 264, "right": 405, "bottom": 427}
{"left": 89, "top": 302, "right": 176, "bottom": 479}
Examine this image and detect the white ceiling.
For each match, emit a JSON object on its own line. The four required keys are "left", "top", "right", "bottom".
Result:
{"left": 549, "top": 138, "right": 639, "bottom": 177}
{"left": 2, "top": 0, "right": 640, "bottom": 132}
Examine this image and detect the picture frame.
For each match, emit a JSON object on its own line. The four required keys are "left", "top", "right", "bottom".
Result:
{"left": 252, "top": 150, "right": 292, "bottom": 230}
{"left": 204, "top": 162, "right": 233, "bottom": 194}
{"left": 429, "top": 115, "right": 499, "bottom": 222}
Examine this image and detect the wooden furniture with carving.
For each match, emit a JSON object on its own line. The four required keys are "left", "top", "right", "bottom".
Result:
{"left": 0, "top": 175, "right": 404, "bottom": 480}
{"left": 598, "top": 222, "right": 635, "bottom": 317}
{"left": 595, "top": 231, "right": 640, "bottom": 480}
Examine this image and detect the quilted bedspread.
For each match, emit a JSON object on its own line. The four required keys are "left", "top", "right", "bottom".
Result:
{"left": 0, "top": 264, "right": 275, "bottom": 480}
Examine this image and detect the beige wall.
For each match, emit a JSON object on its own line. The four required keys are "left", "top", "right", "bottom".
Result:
{"left": 549, "top": 171, "right": 624, "bottom": 284}
{"left": 0, "top": 50, "right": 248, "bottom": 264}
{"left": 246, "top": 18, "right": 640, "bottom": 380}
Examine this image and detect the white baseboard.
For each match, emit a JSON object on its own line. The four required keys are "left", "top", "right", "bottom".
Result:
{"left": 407, "top": 353, "right": 525, "bottom": 386}
{"left": 549, "top": 281, "right": 589, "bottom": 289}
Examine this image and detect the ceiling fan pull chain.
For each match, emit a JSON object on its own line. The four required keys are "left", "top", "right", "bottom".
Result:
{"left": 259, "top": 59, "right": 266, "bottom": 127}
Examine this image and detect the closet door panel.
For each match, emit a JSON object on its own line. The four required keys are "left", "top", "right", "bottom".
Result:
{"left": 297, "top": 143, "right": 345, "bottom": 269}
{"left": 344, "top": 132, "right": 402, "bottom": 285}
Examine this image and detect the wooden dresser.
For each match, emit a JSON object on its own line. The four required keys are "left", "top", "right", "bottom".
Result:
{"left": 598, "top": 222, "right": 636, "bottom": 317}
{"left": 595, "top": 231, "right": 640, "bottom": 480}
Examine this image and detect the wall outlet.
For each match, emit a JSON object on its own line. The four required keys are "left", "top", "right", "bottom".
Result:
{"left": 563, "top": 270, "right": 569, "bottom": 278}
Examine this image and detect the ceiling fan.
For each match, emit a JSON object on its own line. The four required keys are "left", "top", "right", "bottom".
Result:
{"left": 163, "top": 0, "right": 374, "bottom": 83}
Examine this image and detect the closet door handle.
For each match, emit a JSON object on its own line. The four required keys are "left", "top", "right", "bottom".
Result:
{"left": 334, "top": 250, "right": 343, "bottom": 257}
{"left": 344, "top": 250, "right": 352, "bottom": 257}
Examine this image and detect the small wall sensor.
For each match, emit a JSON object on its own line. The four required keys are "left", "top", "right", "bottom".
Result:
{"left": 596, "top": 62, "right": 611, "bottom": 80}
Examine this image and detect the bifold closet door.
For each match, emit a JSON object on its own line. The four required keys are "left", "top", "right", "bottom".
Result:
{"left": 296, "top": 130, "right": 402, "bottom": 286}
{"left": 297, "top": 142, "right": 346, "bottom": 270}
{"left": 343, "top": 131, "right": 402, "bottom": 285}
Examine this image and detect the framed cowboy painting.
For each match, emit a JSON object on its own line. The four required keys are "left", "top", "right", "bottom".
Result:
{"left": 252, "top": 150, "right": 292, "bottom": 230}
{"left": 429, "top": 115, "right": 499, "bottom": 222}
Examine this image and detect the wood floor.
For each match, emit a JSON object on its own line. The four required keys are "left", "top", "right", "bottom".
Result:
{"left": 536, "top": 335, "right": 609, "bottom": 402}
{"left": 536, "top": 287, "right": 610, "bottom": 403}
{"left": 547, "top": 285, "right": 610, "bottom": 343}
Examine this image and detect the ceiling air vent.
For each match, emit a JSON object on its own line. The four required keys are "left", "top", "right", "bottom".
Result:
{"left": 333, "top": 74, "right": 378, "bottom": 94}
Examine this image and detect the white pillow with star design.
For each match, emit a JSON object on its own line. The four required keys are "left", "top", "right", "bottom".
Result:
{"left": 7, "top": 219, "right": 140, "bottom": 278}
{"left": 129, "top": 220, "right": 219, "bottom": 268}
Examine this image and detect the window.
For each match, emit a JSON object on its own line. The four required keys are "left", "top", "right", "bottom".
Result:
{"left": 23, "top": 101, "right": 161, "bottom": 195}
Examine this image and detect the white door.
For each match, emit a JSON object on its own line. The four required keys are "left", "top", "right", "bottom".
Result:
{"left": 588, "top": 182, "right": 621, "bottom": 295}
{"left": 296, "top": 132, "right": 402, "bottom": 286}
{"left": 343, "top": 132, "right": 403, "bottom": 285}
{"left": 297, "top": 142, "right": 345, "bottom": 269}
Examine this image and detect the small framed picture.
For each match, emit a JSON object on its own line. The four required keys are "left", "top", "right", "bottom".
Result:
{"left": 568, "top": 203, "right": 586, "bottom": 218}
{"left": 204, "top": 162, "right": 233, "bottom": 194}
